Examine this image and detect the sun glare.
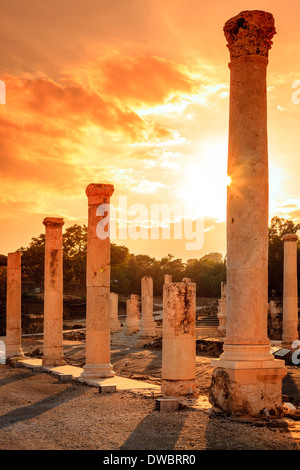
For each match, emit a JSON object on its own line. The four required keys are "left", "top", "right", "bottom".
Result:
{"left": 177, "top": 140, "right": 228, "bottom": 221}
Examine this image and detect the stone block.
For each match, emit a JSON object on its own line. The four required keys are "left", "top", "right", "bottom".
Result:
{"left": 156, "top": 398, "right": 179, "bottom": 412}
{"left": 99, "top": 384, "right": 117, "bottom": 394}
{"left": 58, "top": 374, "right": 73, "bottom": 383}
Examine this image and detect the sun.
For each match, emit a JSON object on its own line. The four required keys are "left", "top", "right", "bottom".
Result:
{"left": 177, "top": 140, "right": 228, "bottom": 221}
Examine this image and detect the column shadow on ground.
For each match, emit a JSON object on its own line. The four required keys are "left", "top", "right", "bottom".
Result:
{"left": 0, "top": 370, "right": 34, "bottom": 387}
{"left": 120, "top": 409, "right": 187, "bottom": 450}
{"left": 0, "top": 384, "right": 86, "bottom": 431}
{"left": 283, "top": 369, "right": 300, "bottom": 402}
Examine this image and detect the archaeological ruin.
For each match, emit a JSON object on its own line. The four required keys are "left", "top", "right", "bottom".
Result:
{"left": 2, "top": 11, "right": 300, "bottom": 440}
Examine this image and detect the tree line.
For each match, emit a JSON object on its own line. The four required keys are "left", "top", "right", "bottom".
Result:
{"left": 0, "top": 216, "right": 299, "bottom": 299}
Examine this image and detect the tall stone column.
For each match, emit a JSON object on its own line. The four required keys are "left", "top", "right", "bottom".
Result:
{"left": 124, "top": 295, "right": 140, "bottom": 334}
{"left": 162, "top": 279, "right": 198, "bottom": 397}
{"left": 282, "top": 233, "right": 298, "bottom": 347}
{"left": 81, "top": 183, "right": 115, "bottom": 378}
{"left": 42, "top": 217, "right": 65, "bottom": 366}
{"left": 110, "top": 292, "right": 121, "bottom": 332}
{"left": 210, "top": 10, "right": 286, "bottom": 417}
{"left": 6, "top": 252, "right": 24, "bottom": 359}
{"left": 138, "top": 276, "right": 156, "bottom": 338}
{"left": 217, "top": 282, "right": 228, "bottom": 336}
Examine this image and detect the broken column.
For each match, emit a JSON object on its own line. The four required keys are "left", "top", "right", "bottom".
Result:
{"left": 209, "top": 11, "right": 286, "bottom": 417}
{"left": 124, "top": 295, "right": 140, "bottom": 334}
{"left": 81, "top": 183, "right": 115, "bottom": 378}
{"left": 162, "top": 279, "right": 198, "bottom": 396}
{"left": 164, "top": 274, "right": 172, "bottom": 285}
{"left": 6, "top": 252, "right": 24, "bottom": 359}
{"left": 138, "top": 276, "right": 156, "bottom": 338}
{"left": 282, "top": 233, "right": 298, "bottom": 347}
{"left": 110, "top": 292, "right": 121, "bottom": 332}
{"left": 217, "top": 282, "right": 228, "bottom": 336}
{"left": 42, "top": 217, "right": 65, "bottom": 366}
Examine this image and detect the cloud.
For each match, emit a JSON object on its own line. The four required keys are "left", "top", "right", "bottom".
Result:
{"left": 67, "top": 53, "right": 196, "bottom": 107}
{"left": 5, "top": 75, "right": 146, "bottom": 139}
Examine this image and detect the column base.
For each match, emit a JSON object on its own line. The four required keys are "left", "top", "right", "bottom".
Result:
{"left": 124, "top": 320, "right": 139, "bottom": 335}
{"left": 281, "top": 340, "right": 295, "bottom": 350}
{"left": 110, "top": 322, "right": 122, "bottom": 333}
{"left": 209, "top": 358, "right": 287, "bottom": 418}
{"left": 5, "top": 347, "right": 24, "bottom": 360}
{"left": 42, "top": 356, "right": 66, "bottom": 367}
{"left": 81, "top": 363, "right": 115, "bottom": 378}
{"left": 138, "top": 321, "right": 157, "bottom": 338}
{"left": 161, "top": 378, "right": 199, "bottom": 397}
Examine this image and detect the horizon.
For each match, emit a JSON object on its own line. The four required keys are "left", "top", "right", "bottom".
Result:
{"left": 1, "top": 1, "right": 300, "bottom": 261}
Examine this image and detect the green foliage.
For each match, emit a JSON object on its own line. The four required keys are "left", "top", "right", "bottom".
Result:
{"left": 19, "top": 234, "right": 45, "bottom": 286}
{"left": 63, "top": 224, "right": 87, "bottom": 287}
{"left": 268, "top": 216, "right": 300, "bottom": 297}
{"left": 8, "top": 216, "right": 300, "bottom": 300}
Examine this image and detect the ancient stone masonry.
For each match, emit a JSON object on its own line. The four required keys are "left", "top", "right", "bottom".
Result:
{"left": 110, "top": 292, "right": 121, "bottom": 333}
{"left": 42, "top": 218, "right": 65, "bottom": 367}
{"left": 217, "top": 282, "right": 227, "bottom": 336}
{"left": 138, "top": 276, "right": 157, "bottom": 339}
{"left": 81, "top": 184, "right": 115, "bottom": 378}
{"left": 6, "top": 252, "right": 24, "bottom": 359}
{"left": 209, "top": 10, "right": 286, "bottom": 418}
{"left": 224, "top": 10, "right": 276, "bottom": 60}
{"left": 124, "top": 294, "right": 140, "bottom": 334}
{"left": 162, "top": 279, "right": 199, "bottom": 397}
{"left": 282, "top": 233, "right": 298, "bottom": 348}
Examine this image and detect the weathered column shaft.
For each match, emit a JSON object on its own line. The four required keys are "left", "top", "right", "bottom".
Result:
{"left": 110, "top": 292, "right": 121, "bottom": 332}
{"left": 209, "top": 10, "right": 286, "bottom": 418}
{"left": 81, "top": 183, "right": 115, "bottom": 378}
{"left": 164, "top": 274, "right": 172, "bottom": 285}
{"left": 6, "top": 252, "right": 24, "bottom": 358}
{"left": 43, "top": 217, "right": 65, "bottom": 366}
{"left": 139, "top": 276, "right": 156, "bottom": 337}
{"left": 217, "top": 282, "right": 227, "bottom": 336}
{"left": 162, "top": 280, "right": 198, "bottom": 397}
{"left": 282, "top": 233, "right": 298, "bottom": 346}
{"left": 124, "top": 294, "right": 140, "bottom": 334}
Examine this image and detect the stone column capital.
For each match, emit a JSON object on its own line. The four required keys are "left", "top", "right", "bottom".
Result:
{"left": 282, "top": 233, "right": 298, "bottom": 242}
{"left": 224, "top": 10, "right": 276, "bottom": 61}
{"left": 43, "top": 217, "right": 64, "bottom": 228}
{"left": 86, "top": 183, "right": 114, "bottom": 206}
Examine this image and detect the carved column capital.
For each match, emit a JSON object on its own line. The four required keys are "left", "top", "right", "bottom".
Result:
{"left": 224, "top": 10, "right": 276, "bottom": 61}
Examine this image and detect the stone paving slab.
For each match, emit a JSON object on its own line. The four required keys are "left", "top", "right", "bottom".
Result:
{"left": 13, "top": 357, "right": 160, "bottom": 392}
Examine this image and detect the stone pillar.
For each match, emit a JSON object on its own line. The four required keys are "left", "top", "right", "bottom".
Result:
{"left": 282, "top": 233, "right": 298, "bottom": 347}
{"left": 217, "top": 282, "right": 228, "bottom": 336}
{"left": 42, "top": 217, "right": 65, "bottom": 366}
{"left": 124, "top": 295, "right": 140, "bottom": 334}
{"left": 164, "top": 274, "right": 172, "bottom": 285}
{"left": 162, "top": 279, "right": 198, "bottom": 397}
{"left": 110, "top": 292, "right": 121, "bottom": 332}
{"left": 138, "top": 276, "right": 156, "bottom": 338}
{"left": 209, "top": 10, "right": 286, "bottom": 418}
{"left": 81, "top": 183, "right": 115, "bottom": 378}
{"left": 6, "top": 252, "right": 24, "bottom": 359}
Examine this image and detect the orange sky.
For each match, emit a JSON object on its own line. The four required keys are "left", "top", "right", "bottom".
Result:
{"left": 1, "top": 0, "right": 300, "bottom": 261}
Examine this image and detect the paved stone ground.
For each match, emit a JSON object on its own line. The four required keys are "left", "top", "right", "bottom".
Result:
{"left": 22, "top": 337, "right": 300, "bottom": 402}
{"left": 1, "top": 338, "right": 300, "bottom": 450}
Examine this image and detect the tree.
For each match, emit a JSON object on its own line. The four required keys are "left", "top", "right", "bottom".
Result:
{"left": 268, "top": 216, "right": 300, "bottom": 297}
{"left": 0, "top": 255, "right": 7, "bottom": 266}
{"left": 19, "top": 234, "right": 45, "bottom": 287}
{"left": 63, "top": 224, "right": 87, "bottom": 287}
